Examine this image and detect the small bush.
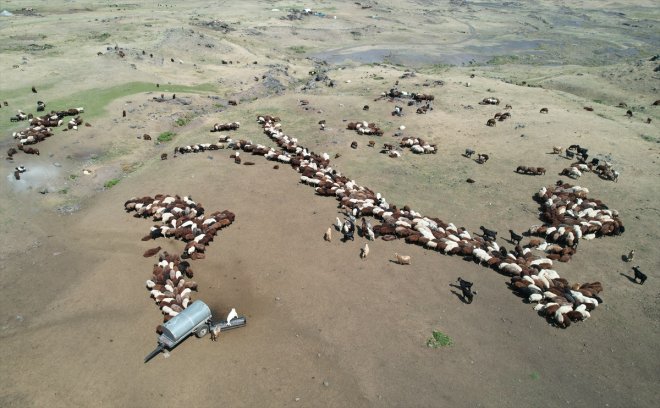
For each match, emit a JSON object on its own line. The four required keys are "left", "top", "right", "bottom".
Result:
{"left": 175, "top": 117, "right": 190, "bottom": 126}
{"left": 288, "top": 45, "right": 306, "bottom": 54}
{"left": 104, "top": 178, "right": 120, "bottom": 188}
{"left": 157, "top": 131, "right": 176, "bottom": 142}
{"left": 427, "top": 330, "right": 453, "bottom": 348}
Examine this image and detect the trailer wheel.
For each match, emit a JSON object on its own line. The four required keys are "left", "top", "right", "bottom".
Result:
{"left": 195, "top": 326, "right": 209, "bottom": 338}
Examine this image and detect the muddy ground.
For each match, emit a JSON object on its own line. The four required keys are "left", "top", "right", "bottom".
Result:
{"left": 1, "top": 1, "right": 659, "bottom": 407}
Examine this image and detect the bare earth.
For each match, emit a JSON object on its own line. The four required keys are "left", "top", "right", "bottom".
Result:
{"left": 1, "top": 1, "right": 659, "bottom": 407}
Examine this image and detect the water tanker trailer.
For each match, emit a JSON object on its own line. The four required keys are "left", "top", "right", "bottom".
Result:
{"left": 144, "top": 300, "right": 246, "bottom": 363}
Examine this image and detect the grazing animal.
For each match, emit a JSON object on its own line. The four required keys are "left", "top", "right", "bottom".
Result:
{"left": 480, "top": 226, "right": 497, "bottom": 241}
{"left": 143, "top": 246, "right": 162, "bottom": 258}
{"left": 22, "top": 147, "right": 39, "bottom": 155}
{"left": 143, "top": 134, "right": 152, "bottom": 140}
{"left": 360, "top": 243, "right": 369, "bottom": 259}
{"left": 632, "top": 266, "right": 647, "bottom": 285}
{"left": 161, "top": 153, "right": 168, "bottom": 160}
{"left": 394, "top": 253, "right": 411, "bottom": 265}
{"left": 457, "top": 277, "right": 475, "bottom": 304}
{"left": 540, "top": 107, "right": 548, "bottom": 114}
{"left": 625, "top": 250, "right": 634, "bottom": 262}
{"left": 210, "top": 325, "right": 221, "bottom": 341}
{"left": 626, "top": 109, "right": 633, "bottom": 118}
{"left": 552, "top": 146, "right": 563, "bottom": 154}
{"left": 464, "top": 148, "right": 475, "bottom": 158}
{"left": 324, "top": 227, "right": 332, "bottom": 242}
{"left": 476, "top": 154, "right": 489, "bottom": 164}
{"left": 31, "top": 86, "right": 37, "bottom": 93}
{"left": 351, "top": 141, "right": 358, "bottom": 149}
{"left": 486, "top": 118, "right": 497, "bottom": 127}
{"left": 122, "top": 110, "right": 126, "bottom": 117}
{"left": 342, "top": 219, "right": 355, "bottom": 241}
{"left": 508, "top": 230, "right": 523, "bottom": 245}
{"left": 363, "top": 105, "right": 369, "bottom": 111}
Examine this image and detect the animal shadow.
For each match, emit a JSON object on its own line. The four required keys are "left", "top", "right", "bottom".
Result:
{"left": 619, "top": 272, "right": 637, "bottom": 284}
{"left": 449, "top": 284, "right": 470, "bottom": 304}
{"left": 450, "top": 290, "right": 470, "bottom": 304}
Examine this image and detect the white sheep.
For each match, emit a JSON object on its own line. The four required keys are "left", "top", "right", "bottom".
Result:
{"left": 394, "top": 253, "right": 411, "bottom": 265}
{"left": 360, "top": 243, "right": 369, "bottom": 259}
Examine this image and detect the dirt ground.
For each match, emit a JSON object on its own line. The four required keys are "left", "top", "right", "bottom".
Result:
{"left": 1, "top": 1, "right": 659, "bottom": 407}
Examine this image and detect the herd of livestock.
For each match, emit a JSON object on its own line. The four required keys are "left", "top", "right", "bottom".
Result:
{"left": 123, "top": 194, "right": 236, "bottom": 325}
{"left": 3, "top": 82, "right": 643, "bottom": 331}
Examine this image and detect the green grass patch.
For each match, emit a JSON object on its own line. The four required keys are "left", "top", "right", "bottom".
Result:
{"left": 427, "top": 330, "right": 453, "bottom": 348}
{"left": 47, "top": 82, "right": 216, "bottom": 120}
{"left": 0, "top": 81, "right": 218, "bottom": 135}
{"left": 157, "top": 131, "right": 176, "bottom": 142}
{"left": 104, "top": 178, "right": 121, "bottom": 189}
{"left": 69, "top": 174, "right": 78, "bottom": 180}
{"left": 486, "top": 55, "right": 520, "bottom": 65}
{"left": 58, "top": 188, "right": 69, "bottom": 194}
{"left": 640, "top": 134, "right": 659, "bottom": 143}
{"left": 288, "top": 45, "right": 307, "bottom": 54}
{"left": 175, "top": 117, "right": 191, "bottom": 127}
{"left": 90, "top": 32, "right": 111, "bottom": 41}
{"left": 530, "top": 372, "right": 541, "bottom": 380}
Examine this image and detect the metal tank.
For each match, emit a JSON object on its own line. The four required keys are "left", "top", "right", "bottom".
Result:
{"left": 159, "top": 300, "right": 211, "bottom": 347}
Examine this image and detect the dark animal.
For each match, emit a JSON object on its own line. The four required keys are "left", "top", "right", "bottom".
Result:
{"left": 32, "top": 86, "right": 37, "bottom": 93}
{"left": 464, "top": 148, "right": 475, "bottom": 158}
{"left": 508, "top": 230, "right": 523, "bottom": 245}
{"left": 122, "top": 110, "right": 126, "bottom": 117}
{"left": 363, "top": 105, "right": 369, "bottom": 111}
{"left": 143, "top": 246, "right": 162, "bottom": 258}
{"left": 626, "top": 110, "right": 633, "bottom": 117}
{"left": 351, "top": 141, "right": 358, "bottom": 149}
{"left": 143, "top": 134, "right": 152, "bottom": 140}
{"left": 480, "top": 226, "right": 497, "bottom": 241}
{"left": 161, "top": 153, "right": 168, "bottom": 160}
{"left": 341, "top": 220, "right": 355, "bottom": 242}
{"left": 632, "top": 266, "right": 647, "bottom": 285}
{"left": 457, "top": 278, "right": 475, "bottom": 304}
{"left": 540, "top": 107, "right": 548, "bottom": 114}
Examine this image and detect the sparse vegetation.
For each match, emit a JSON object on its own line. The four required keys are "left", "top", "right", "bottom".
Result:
{"left": 640, "top": 134, "right": 659, "bottom": 143}
{"left": 157, "top": 131, "right": 176, "bottom": 142}
{"left": 288, "top": 45, "right": 306, "bottom": 54}
{"left": 104, "top": 178, "right": 120, "bottom": 189}
{"left": 427, "top": 330, "right": 453, "bottom": 348}
{"left": 175, "top": 117, "right": 191, "bottom": 126}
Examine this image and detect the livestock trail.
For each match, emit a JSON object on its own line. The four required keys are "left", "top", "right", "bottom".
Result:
{"left": 123, "top": 194, "right": 236, "bottom": 331}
